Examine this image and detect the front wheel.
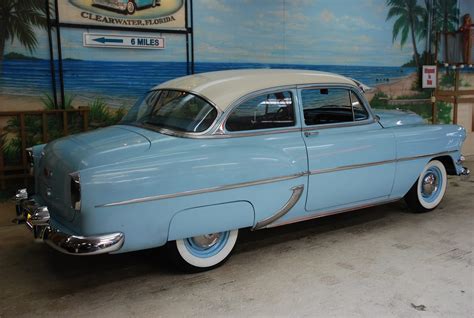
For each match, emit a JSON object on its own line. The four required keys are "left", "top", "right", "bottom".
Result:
{"left": 405, "top": 160, "right": 447, "bottom": 213}
{"left": 167, "top": 230, "right": 238, "bottom": 272}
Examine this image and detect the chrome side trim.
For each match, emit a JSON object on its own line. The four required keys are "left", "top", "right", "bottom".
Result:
{"left": 397, "top": 150, "right": 457, "bottom": 162}
{"left": 252, "top": 185, "right": 304, "bottom": 230}
{"left": 267, "top": 197, "right": 401, "bottom": 228}
{"left": 96, "top": 172, "right": 307, "bottom": 208}
{"left": 309, "top": 150, "right": 458, "bottom": 175}
{"left": 95, "top": 150, "right": 457, "bottom": 208}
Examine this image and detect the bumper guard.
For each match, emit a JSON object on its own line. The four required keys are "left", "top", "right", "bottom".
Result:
{"left": 15, "top": 189, "right": 124, "bottom": 255}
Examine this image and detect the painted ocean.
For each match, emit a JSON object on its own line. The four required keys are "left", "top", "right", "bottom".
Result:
{"left": 0, "top": 60, "right": 415, "bottom": 106}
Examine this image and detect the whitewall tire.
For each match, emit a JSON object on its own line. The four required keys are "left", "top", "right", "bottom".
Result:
{"left": 405, "top": 160, "right": 447, "bottom": 212}
{"left": 168, "top": 229, "right": 238, "bottom": 272}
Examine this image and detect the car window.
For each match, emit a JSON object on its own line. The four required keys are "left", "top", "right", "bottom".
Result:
{"left": 301, "top": 88, "right": 369, "bottom": 126}
{"left": 226, "top": 91, "right": 295, "bottom": 132}
{"left": 350, "top": 91, "right": 369, "bottom": 121}
{"left": 121, "top": 90, "right": 217, "bottom": 133}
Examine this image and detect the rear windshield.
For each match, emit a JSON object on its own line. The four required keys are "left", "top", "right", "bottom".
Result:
{"left": 121, "top": 90, "right": 218, "bottom": 133}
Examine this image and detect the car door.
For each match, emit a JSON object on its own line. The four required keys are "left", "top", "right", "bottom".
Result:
{"left": 299, "top": 85, "right": 396, "bottom": 212}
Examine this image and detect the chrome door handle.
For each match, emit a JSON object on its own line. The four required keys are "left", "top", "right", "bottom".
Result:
{"left": 304, "top": 131, "right": 319, "bottom": 137}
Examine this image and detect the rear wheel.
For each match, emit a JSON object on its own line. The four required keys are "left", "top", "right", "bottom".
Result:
{"left": 405, "top": 160, "right": 447, "bottom": 213}
{"left": 167, "top": 229, "right": 238, "bottom": 272}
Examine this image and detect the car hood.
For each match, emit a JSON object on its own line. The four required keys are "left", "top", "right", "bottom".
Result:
{"left": 375, "top": 109, "right": 425, "bottom": 128}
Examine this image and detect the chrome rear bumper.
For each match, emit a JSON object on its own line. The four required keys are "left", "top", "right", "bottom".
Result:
{"left": 15, "top": 189, "right": 124, "bottom": 255}
{"left": 459, "top": 166, "right": 470, "bottom": 178}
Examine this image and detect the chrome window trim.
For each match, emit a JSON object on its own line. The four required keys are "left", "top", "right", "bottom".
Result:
{"left": 218, "top": 85, "right": 299, "bottom": 136}
{"left": 95, "top": 150, "right": 457, "bottom": 208}
{"left": 131, "top": 83, "right": 379, "bottom": 139}
{"left": 123, "top": 88, "right": 224, "bottom": 138}
{"left": 297, "top": 83, "right": 378, "bottom": 130}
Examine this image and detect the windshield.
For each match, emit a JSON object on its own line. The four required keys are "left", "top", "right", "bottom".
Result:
{"left": 121, "top": 90, "right": 218, "bottom": 133}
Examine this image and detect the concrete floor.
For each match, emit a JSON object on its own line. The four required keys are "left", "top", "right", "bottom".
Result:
{"left": 0, "top": 160, "right": 473, "bottom": 318}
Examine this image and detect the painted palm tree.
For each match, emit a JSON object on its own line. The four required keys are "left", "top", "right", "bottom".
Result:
{"left": 386, "top": 0, "right": 425, "bottom": 68}
{"left": 0, "top": 0, "right": 46, "bottom": 71}
{"left": 419, "top": 0, "right": 435, "bottom": 55}
{"left": 436, "top": 0, "right": 459, "bottom": 62}
{"left": 436, "top": 0, "right": 459, "bottom": 33}
{"left": 419, "top": 0, "right": 459, "bottom": 63}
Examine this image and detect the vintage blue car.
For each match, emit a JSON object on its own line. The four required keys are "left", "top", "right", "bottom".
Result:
{"left": 92, "top": 0, "right": 160, "bottom": 15}
{"left": 16, "top": 69, "right": 470, "bottom": 271}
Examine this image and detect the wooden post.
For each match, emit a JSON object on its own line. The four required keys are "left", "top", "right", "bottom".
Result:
{"left": 62, "top": 111, "right": 68, "bottom": 136}
{"left": 19, "top": 114, "right": 27, "bottom": 187}
{"left": 80, "top": 107, "right": 89, "bottom": 131}
{"left": 453, "top": 68, "right": 460, "bottom": 124}
{"left": 0, "top": 137, "right": 5, "bottom": 190}
{"left": 472, "top": 102, "right": 474, "bottom": 132}
{"left": 42, "top": 113, "right": 48, "bottom": 142}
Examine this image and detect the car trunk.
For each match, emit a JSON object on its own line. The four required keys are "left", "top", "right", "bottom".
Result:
{"left": 37, "top": 126, "right": 151, "bottom": 222}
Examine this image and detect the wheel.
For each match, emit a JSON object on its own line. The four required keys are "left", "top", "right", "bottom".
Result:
{"left": 405, "top": 160, "right": 447, "bottom": 213}
{"left": 126, "top": 1, "right": 136, "bottom": 14}
{"left": 167, "top": 230, "right": 238, "bottom": 272}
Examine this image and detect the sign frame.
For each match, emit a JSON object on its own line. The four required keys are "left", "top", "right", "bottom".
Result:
{"left": 83, "top": 33, "right": 165, "bottom": 49}
{"left": 45, "top": 0, "right": 194, "bottom": 109}
{"left": 57, "top": 0, "right": 186, "bottom": 31}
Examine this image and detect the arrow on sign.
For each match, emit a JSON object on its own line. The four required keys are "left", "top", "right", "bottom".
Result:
{"left": 93, "top": 37, "right": 124, "bottom": 44}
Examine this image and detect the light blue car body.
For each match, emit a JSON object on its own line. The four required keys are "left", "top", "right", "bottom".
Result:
{"left": 92, "top": 0, "right": 158, "bottom": 13}
{"left": 28, "top": 75, "right": 467, "bottom": 255}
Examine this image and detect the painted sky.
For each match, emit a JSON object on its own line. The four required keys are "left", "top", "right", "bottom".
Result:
{"left": 6, "top": 0, "right": 420, "bottom": 66}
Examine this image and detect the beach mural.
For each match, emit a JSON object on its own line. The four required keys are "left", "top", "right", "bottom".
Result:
{"left": 0, "top": 0, "right": 469, "bottom": 115}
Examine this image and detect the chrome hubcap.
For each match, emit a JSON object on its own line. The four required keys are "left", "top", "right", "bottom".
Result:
{"left": 127, "top": 2, "right": 134, "bottom": 12}
{"left": 422, "top": 172, "right": 438, "bottom": 196}
{"left": 191, "top": 233, "right": 221, "bottom": 249}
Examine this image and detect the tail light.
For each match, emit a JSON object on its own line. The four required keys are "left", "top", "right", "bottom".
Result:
{"left": 70, "top": 172, "right": 81, "bottom": 211}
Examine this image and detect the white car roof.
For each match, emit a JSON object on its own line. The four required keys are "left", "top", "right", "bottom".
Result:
{"left": 155, "top": 69, "right": 356, "bottom": 112}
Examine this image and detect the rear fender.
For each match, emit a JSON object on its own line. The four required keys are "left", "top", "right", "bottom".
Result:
{"left": 168, "top": 201, "right": 255, "bottom": 241}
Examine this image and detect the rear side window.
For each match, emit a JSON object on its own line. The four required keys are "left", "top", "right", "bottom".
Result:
{"left": 121, "top": 90, "right": 217, "bottom": 133}
{"left": 301, "top": 88, "right": 369, "bottom": 126}
{"left": 226, "top": 91, "right": 295, "bottom": 131}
